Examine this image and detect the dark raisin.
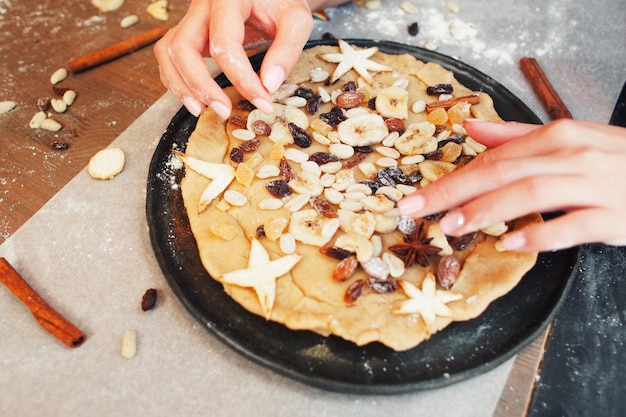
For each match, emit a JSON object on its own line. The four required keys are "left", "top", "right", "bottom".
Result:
{"left": 427, "top": 84, "right": 454, "bottom": 95}
{"left": 343, "top": 151, "right": 368, "bottom": 168}
{"left": 384, "top": 166, "right": 411, "bottom": 185}
{"left": 236, "top": 99, "right": 256, "bottom": 111}
{"left": 240, "top": 138, "right": 261, "bottom": 152}
{"left": 367, "top": 97, "right": 377, "bottom": 110}
{"left": 229, "top": 147, "right": 244, "bottom": 163}
{"left": 424, "top": 211, "right": 445, "bottom": 221}
{"left": 37, "top": 97, "right": 50, "bottom": 112}
{"left": 141, "top": 288, "right": 158, "bottom": 311}
{"left": 366, "top": 277, "right": 398, "bottom": 294}
{"left": 309, "top": 152, "right": 340, "bottom": 165}
{"left": 321, "top": 32, "right": 336, "bottom": 40}
{"left": 288, "top": 122, "right": 312, "bottom": 148}
{"left": 52, "top": 86, "right": 70, "bottom": 96}
{"left": 456, "top": 154, "right": 476, "bottom": 168}
{"left": 279, "top": 157, "right": 293, "bottom": 182}
{"left": 376, "top": 169, "right": 396, "bottom": 187}
{"left": 342, "top": 81, "right": 357, "bottom": 92}
{"left": 407, "top": 170, "right": 423, "bottom": 184}
{"left": 360, "top": 179, "right": 383, "bottom": 193}
{"left": 51, "top": 141, "right": 69, "bottom": 150}
{"left": 256, "top": 225, "right": 266, "bottom": 238}
{"left": 306, "top": 95, "right": 322, "bottom": 115}
{"left": 294, "top": 86, "right": 315, "bottom": 99}
{"left": 434, "top": 124, "right": 448, "bottom": 135}
{"left": 426, "top": 149, "right": 444, "bottom": 160}
{"left": 352, "top": 145, "right": 373, "bottom": 153}
{"left": 319, "top": 246, "right": 354, "bottom": 260}
{"left": 310, "top": 196, "right": 338, "bottom": 218}
{"left": 320, "top": 106, "right": 347, "bottom": 127}
{"left": 265, "top": 179, "right": 292, "bottom": 198}
{"left": 408, "top": 22, "right": 419, "bottom": 36}
{"left": 451, "top": 231, "right": 477, "bottom": 251}
{"left": 344, "top": 279, "right": 365, "bottom": 304}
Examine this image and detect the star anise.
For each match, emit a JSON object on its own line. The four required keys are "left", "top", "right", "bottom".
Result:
{"left": 389, "top": 222, "right": 441, "bottom": 268}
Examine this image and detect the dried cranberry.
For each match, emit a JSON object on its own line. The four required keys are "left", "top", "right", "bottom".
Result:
{"left": 239, "top": 138, "right": 261, "bottom": 152}
{"left": 427, "top": 84, "right": 454, "bottom": 95}
{"left": 408, "top": 22, "right": 419, "bottom": 36}
{"left": 265, "top": 179, "right": 292, "bottom": 198}
{"left": 229, "top": 147, "right": 244, "bottom": 163}
{"left": 288, "top": 122, "right": 312, "bottom": 148}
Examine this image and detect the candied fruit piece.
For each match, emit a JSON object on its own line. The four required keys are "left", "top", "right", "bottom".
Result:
{"left": 235, "top": 163, "right": 256, "bottom": 187}
{"left": 427, "top": 107, "right": 449, "bottom": 125}
{"left": 447, "top": 101, "right": 471, "bottom": 125}
{"left": 210, "top": 223, "right": 239, "bottom": 240}
{"left": 310, "top": 118, "right": 333, "bottom": 136}
{"left": 269, "top": 142, "right": 285, "bottom": 160}
{"left": 264, "top": 217, "right": 289, "bottom": 241}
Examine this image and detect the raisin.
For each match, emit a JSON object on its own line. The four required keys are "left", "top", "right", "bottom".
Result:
{"left": 427, "top": 83, "right": 454, "bottom": 95}
{"left": 320, "top": 106, "right": 347, "bottom": 127}
{"left": 288, "top": 122, "right": 312, "bottom": 148}
{"left": 236, "top": 99, "right": 256, "bottom": 111}
{"left": 360, "top": 179, "right": 383, "bottom": 193}
{"left": 256, "top": 225, "right": 266, "bottom": 238}
{"left": 295, "top": 86, "right": 315, "bottom": 99}
{"left": 333, "top": 256, "right": 359, "bottom": 282}
{"left": 451, "top": 231, "right": 477, "bottom": 251}
{"left": 37, "top": 97, "right": 50, "bottom": 112}
{"left": 407, "top": 170, "right": 423, "bottom": 184}
{"left": 376, "top": 169, "right": 396, "bottom": 187}
{"left": 344, "top": 279, "right": 365, "bottom": 304}
{"left": 229, "top": 114, "right": 247, "bottom": 128}
{"left": 52, "top": 86, "right": 70, "bottom": 96}
{"left": 426, "top": 149, "right": 444, "bottom": 160}
{"left": 229, "top": 147, "right": 244, "bottom": 163}
{"left": 265, "top": 179, "right": 292, "bottom": 198}
{"left": 141, "top": 288, "right": 158, "bottom": 311}
{"left": 385, "top": 118, "right": 405, "bottom": 133}
{"left": 424, "top": 211, "right": 445, "bottom": 221}
{"left": 309, "top": 152, "right": 340, "bottom": 165}
{"left": 321, "top": 32, "right": 336, "bottom": 40}
{"left": 384, "top": 166, "right": 410, "bottom": 185}
{"left": 239, "top": 138, "right": 261, "bottom": 152}
{"left": 279, "top": 157, "right": 294, "bottom": 182}
{"left": 456, "top": 154, "right": 475, "bottom": 168}
{"left": 306, "top": 95, "right": 322, "bottom": 115}
{"left": 51, "top": 140, "right": 69, "bottom": 150}
{"left": 310, "top": 196, "right": 338, "bottom": 218}
{"left": 251, "top": 120, "right": 271, "bottom": 136}
{"left": 408, "top": 22, "right": 419, "bottom": 36}
{"left": 366, "top": 277, "right": 398, "bottom": 294}
{"left": 437, "top": 255, "right": 461, "bottom": 290}
{"left": 343, "top": 151, "right": 369, "bottom": 168}
{"left": 342, "top": 81, "right": 358, "bottom": 92}
{"left": 439, "top": 134, "right": 466, "bottom": 147}
{"left": 320, "top": 246, "right": 354, "bottom": 260}
{"left": 353, "top": 145, "right": 373, "bottom": 153}
{"left": 367, "top": 97, "right": 376, "bottom": 110}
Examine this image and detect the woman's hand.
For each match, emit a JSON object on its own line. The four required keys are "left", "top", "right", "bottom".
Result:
{"left": 155, "top": 0, "right": 319, "bottom": 119}
{"left": 397, "top": 119, "right": 626, "bottom": 252}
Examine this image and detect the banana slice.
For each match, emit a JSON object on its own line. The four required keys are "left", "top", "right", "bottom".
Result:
{"left": 289, "top": 209, "right": 335, "bottom": 247}
{"left": 394, "top": 122, "right": 438, "bottom": 156}
{"left": 337, "top": 209, "right": 376, "bottom": 238}
{"left": 247, "top": 104, "right": 309, "bottom": 145}
{"left": 337, "top": 113, "right": 389, "bottom": 147}
{"left": 375, "top": 86, "right": 409, "bottom": 119}
{"left": 418, "top": 160, "right": 457, "bottom": 182}
{"left": 334, "top": 233, "right": 374, "bottom": 263}
{"left": 288, "top": 170, "right": 324, "bottom": 197}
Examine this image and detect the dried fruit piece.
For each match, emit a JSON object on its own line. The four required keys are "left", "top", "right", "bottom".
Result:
{"left": 375, "top": 86, "right": 409, "bottom": 119}
{"left": 265, "top": 179, "right": 292, "bottom": 198}
{"left": 141, "top": 288, "right": 158, "bottom": 311}
{"left": 408, "top": 22, "right": 419, "bottom": 36}
{"left": 288, "top": 122, "right": 312, "bottom": 148}
{"left": 394, "top": 122, "right": 437, "bottom": 156}
{"left": 337, "top": 113, "right": 389, "bottom": 147}
{"left": 344, "top": 279, "right": 365, "bottom": 304}
{"left": 426, "top": 84, "right": 453, "bottom": 95}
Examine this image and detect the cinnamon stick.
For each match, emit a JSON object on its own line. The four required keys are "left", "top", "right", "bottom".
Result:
{"left": 425, "top": 94, "right": 481, "bottom": 113}
{"left": 0, "top": 258, "right": 86, "bottom": 348}
{"left": 68, "top": 25, "right": 168, "bottom": 74}
{"left": 520, "top": 56, "right": 573, "bottom": 120}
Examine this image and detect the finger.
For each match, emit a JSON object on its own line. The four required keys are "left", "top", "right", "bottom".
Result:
{"left": 208, "top": 2, "right": 274, "bottom": 114}
{"left": 501, "top": 208, "right": 626, "bottom": 252}
{"left": 397, "top": 151, "right": 583, "bottom": 220}
{"left": 436, "top": 174, "right": 597, "bottom": 237}
{"left": 258, "top": 4, "right": 314, "bottom": 93}
{"left": 463, "top": 119, "right": 541, "bottom": 148}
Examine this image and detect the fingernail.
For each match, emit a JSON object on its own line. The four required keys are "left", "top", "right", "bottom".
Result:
{"left": 210, "top": 101, "right": 231, "bottom": 120}
{"left": 501, "top": 232, "right": 526, "bottom": 251}
{"left": 397, "top": 194, "right": 425, "bottom": 217}
{"left": 183, "top": 96, "right": 204, "bottom": 117}
{"left": 262, "top": 66, "right": 285, "bottom": 93}
{"left": 439, "top": 211, "right": 465, "bottom": 234}
{"left": 252, "top": 97, "right": 274, "bottom": 114}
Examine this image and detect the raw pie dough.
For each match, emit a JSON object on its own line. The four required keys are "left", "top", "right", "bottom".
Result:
{"left": 178, "top": 41, "right": 540, "bottom": 351}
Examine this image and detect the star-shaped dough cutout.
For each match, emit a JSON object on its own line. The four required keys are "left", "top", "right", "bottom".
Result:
{"left": 319, "top": 39, "right": 392, "bottom": 85}
{"left": 393, "top": 274, "right": 462, "bottom": 328}
{"left": 174, "top": 150, "right": 235, "bottom": 213}
{"left": 219, "top": 238, "right": 302, "bottom": 319}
